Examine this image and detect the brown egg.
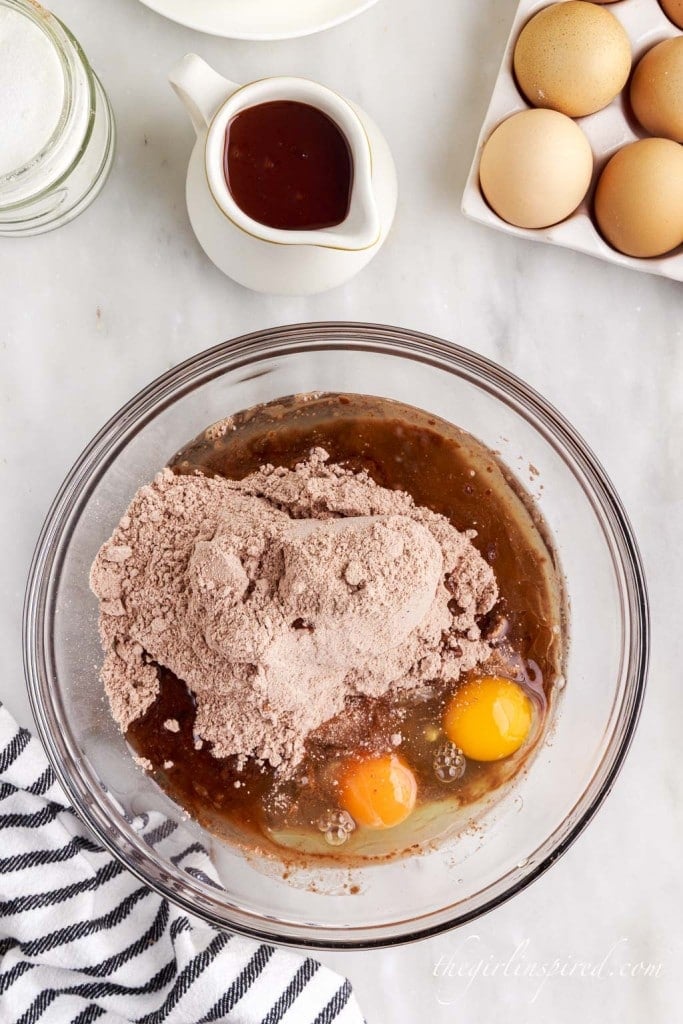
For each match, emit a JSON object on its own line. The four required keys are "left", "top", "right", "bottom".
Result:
{"left": 631, "top": 38, "right": 683, "bottom": 143}
{"left": 594, "top": 138, "right": 683, "bottom": 257}
{"left": 479, "top": 109, "right": 593, "bottom": 229}
{"left": 660, "top": 0, "right": 683, "bottom": 31}
{"left": 514, "top": 1, "right": 632, "bottom": 117}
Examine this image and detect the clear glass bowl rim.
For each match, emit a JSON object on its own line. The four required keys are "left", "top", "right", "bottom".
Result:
{"left": 23, "top": 322, "right": 649, "bottom": 949}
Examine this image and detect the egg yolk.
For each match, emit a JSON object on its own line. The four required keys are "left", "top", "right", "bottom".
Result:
{"left": 443, "top": 676, "right": 533, "bottom": 762}
{"left": 338, "top": 754, "right": 417, "bottom": 829}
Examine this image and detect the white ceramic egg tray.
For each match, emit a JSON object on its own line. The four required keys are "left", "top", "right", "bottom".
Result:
{"left": 462, "top": 0, "right": 683, "bottom": 282}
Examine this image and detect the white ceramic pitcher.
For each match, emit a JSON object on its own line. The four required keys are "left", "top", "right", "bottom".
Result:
{"left": 169, "top": 54, "right": 398, "bottom": 296}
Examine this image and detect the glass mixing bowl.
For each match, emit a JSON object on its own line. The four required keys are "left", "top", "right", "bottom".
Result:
{"left": 23, "top": 323, "right": 648, "bottom": 948}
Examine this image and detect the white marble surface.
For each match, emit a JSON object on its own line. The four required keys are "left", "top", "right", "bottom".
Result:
{"left": 0, "top": 0, "right": 681, "bottom": 1020}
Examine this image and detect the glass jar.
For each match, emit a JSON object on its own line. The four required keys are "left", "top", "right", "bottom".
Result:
{"left": 0, "top": 0, "right": 115, "bottom": 236}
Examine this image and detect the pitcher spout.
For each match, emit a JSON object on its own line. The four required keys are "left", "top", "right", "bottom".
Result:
{"left": 313, "top": 108, "right": 381, "bottom": 251}
{"left": 322, "top": 179, "right": 381, "bottom": 251}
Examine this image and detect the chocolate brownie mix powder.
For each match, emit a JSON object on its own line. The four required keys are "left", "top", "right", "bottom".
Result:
{"left": 90, "top": 450, "right": 498, "bottom": 772}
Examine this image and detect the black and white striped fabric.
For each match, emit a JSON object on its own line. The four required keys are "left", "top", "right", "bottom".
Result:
{"left": 0, "top": 703, "right": 363, "bottom": 1024}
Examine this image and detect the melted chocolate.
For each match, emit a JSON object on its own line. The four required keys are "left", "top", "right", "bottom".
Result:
{"left": 224, "top": 101, "right": 352, "bottom": 231}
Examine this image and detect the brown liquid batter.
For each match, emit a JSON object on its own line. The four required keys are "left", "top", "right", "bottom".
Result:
{"left": 126, "top": 394, "right": 565, "bottom": 862}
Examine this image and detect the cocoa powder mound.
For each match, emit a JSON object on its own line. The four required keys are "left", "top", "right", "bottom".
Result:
{"left": 90, "top": 449, "right": 498, "bottom": 771}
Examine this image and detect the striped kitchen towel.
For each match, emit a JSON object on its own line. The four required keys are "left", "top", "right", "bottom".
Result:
{"left": 0, "top": 703, "right": 363, "bottom": 1024}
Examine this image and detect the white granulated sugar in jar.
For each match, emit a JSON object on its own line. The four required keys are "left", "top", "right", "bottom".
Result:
{"left": 0, "top": 6, "right": 65, "bottom": 177}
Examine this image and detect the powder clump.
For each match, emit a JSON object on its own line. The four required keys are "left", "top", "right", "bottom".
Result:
{"left": 90, "top": 450, "right": 498, "bottom": 772}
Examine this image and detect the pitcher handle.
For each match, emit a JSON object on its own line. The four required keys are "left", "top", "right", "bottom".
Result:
{"left": 169, "top": 54, "right": 240, "bottom": 136}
